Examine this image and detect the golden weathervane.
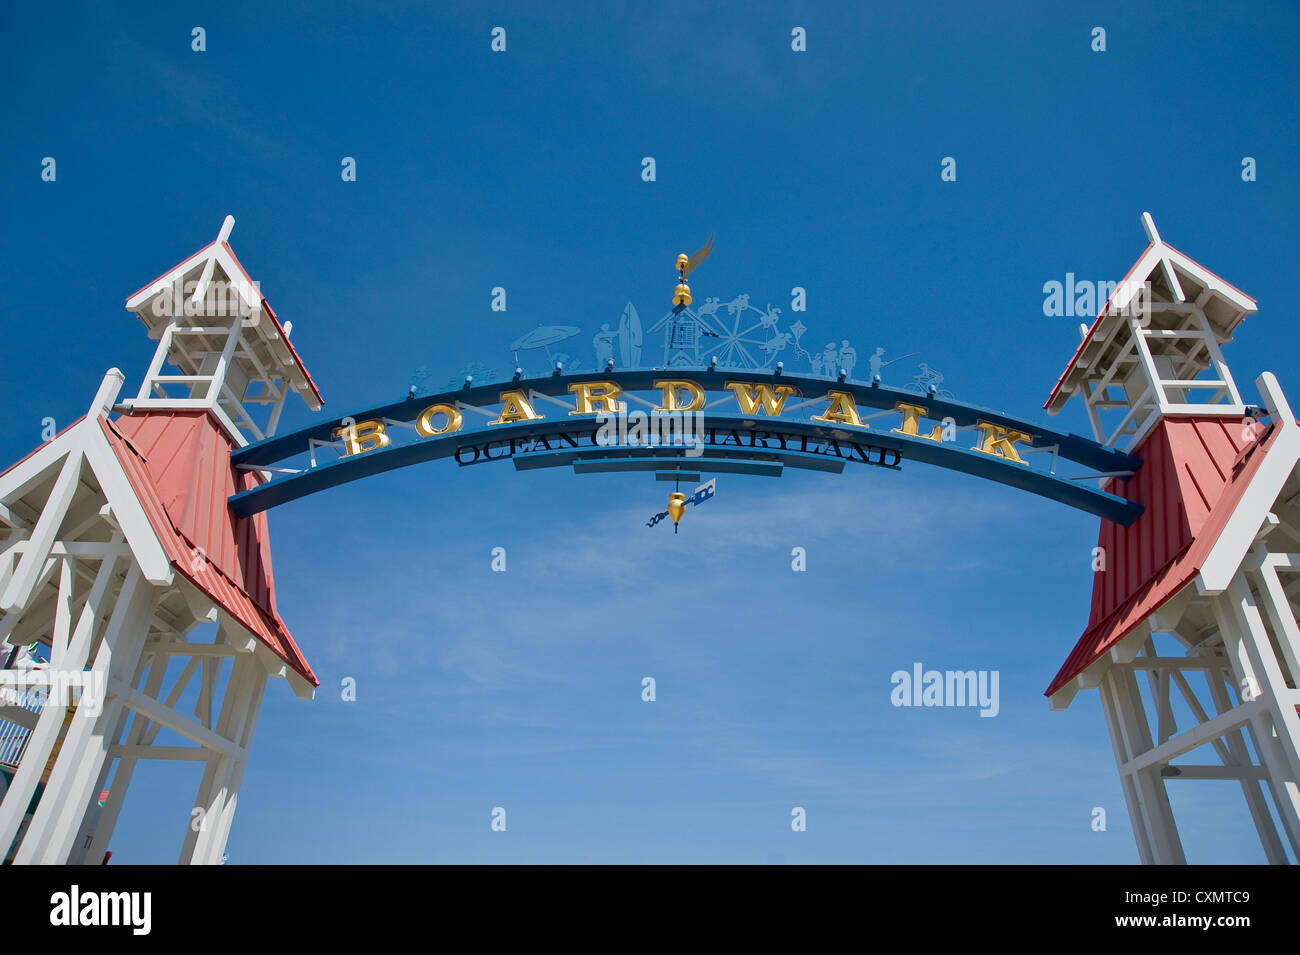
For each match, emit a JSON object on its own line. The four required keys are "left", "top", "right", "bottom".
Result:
{"left": 672, "top": 234, "right": 714, "bottom": 307}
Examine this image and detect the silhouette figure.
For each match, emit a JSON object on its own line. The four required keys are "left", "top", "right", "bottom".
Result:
{"left": 839, "top": 340, "right": 857, "bottom": 378}
{"left": 913, "top": 362, "right": 945, "bottom": 391}
{"left": 868, "top": 347, "right": 886, "bottom": 381}
{"left": 822, "top": 342, "right": 838, "bottom": 376}
{"left": 593, "top": 323, "right": 617, "bottom": 366}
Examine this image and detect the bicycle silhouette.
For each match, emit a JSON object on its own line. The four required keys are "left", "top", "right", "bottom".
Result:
{"left": 903, "top": 364, "right": 954, "bottom": 400}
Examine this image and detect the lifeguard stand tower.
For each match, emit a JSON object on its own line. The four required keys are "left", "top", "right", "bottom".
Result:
{"left": 1045, "top": 214, "right": 1300, "bottom": 863}
{"left": 0, "top": 217, "right": 320, "bottom": 864}
{"left": 648, "top": 305, "right": 707, "bottom": 368}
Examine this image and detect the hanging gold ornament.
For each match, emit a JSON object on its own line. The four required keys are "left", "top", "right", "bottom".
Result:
{"left": 666, "top": 492, "right": 687, "bottom": 533}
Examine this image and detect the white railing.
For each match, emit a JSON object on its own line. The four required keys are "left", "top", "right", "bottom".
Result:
{"left": 0, "top": 684, "right": 47, "bottom": 769}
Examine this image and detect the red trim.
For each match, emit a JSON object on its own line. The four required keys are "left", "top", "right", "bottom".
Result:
{"left": 0, "top": 415, "right": 88, "bottom": 481}
{"left": 1162, "top": 240, "right": 1257, "bottom": 305}
{"left": 124, "top": 241, "right": 218, "bottom": 303}
{"left": 257, "top": 298, "right": 324, "bottom": 407}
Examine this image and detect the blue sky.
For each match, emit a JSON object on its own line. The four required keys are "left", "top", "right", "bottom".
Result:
{"left": 1, "top": 1, "right": 1298, "bottom": 862}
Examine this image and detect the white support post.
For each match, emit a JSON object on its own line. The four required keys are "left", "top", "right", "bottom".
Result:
{"left": 1212, "top": 578, "right": 1300, "bottom": 854}
{"left": 1140, "top": 639, "right": 1177, "bottom": 745}
{"left": 1081, "top": 381, "right": 1106, "bottom": 446}
{"left": 1221, "top": 576, "right": 1300, "bottom": 780}
{"left": 48, "top": 558, "right": 74, "bottom": 668}
{"left": 1191, "top": 306, "right": 1243, "bottom": 408}
{"left": 180, "top": 649, "right": 266, "bottom": 864}
{"left": 13, "top": 565, "right": 155, "bottom": 863}
{"left": 66, "top": 685, "right": 137, "bottom": 865}
{"left": 63, "top": 537, "right": 123, "bottom": 669}
{"left": 203, "top": 659, "right": 268, "bottom": 863}
{"left": 1128, "top": 316, "right": 1171, "bottom": 415}
{"left": 137, "top": 288, "right": 180, "bottom": 402}
{"left": 1187, "top": 669, "right": 1291, "bottom": 862}
{"left": 206, "top": 317, "right": 243, "bottom": 404}
{"left": 265, "top": 385, "right": 289, "bottom": 438}
{"left": 1099, "top": 672, "right": 1156, "bottom": 864}
{"left": 1101, "top": 667, "right": 1188, "bottom": 863}
{"left": 0, "top": 535, "right": 87, "bottom": 859}
{"left": 63, "top": 637, "right": 155, "bottom": 865}
{"left": 85, "top": 636, "right": 183, "bottom": 859}
{"left": 1253, "top": 560, "right": 1300, "bottom": 691}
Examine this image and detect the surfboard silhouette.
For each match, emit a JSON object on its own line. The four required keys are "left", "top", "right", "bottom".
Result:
{"left": 618, "top": 303, "right": 642, "bottom": 367}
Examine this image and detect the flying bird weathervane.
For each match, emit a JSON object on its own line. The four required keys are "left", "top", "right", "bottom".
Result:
{"left": 672, "top": 234, "right": 714, "bottom": 307}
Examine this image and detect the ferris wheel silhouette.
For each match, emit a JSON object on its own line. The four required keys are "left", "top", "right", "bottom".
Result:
{"left": 693, "top": 296, "right": 788, "bottom": 370}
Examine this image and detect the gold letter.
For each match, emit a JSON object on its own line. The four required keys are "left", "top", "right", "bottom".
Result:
{"left": 725, "top": 381, "right": 796, "bottom": 416}
{"left": 334, "top": 419, "right": 390, "bottom": 456}
{"left": 569, "top": 381, "right": 625, "bottom": 415}
{"left": 973, "top": 421, "right": 1032, "bottom": 464}
{"left": 810, "top": 390, "right": 864, "bottom": 428}
{"left": 654, "top": 379, "right": 706, "bottom": 412}
{"left": 416, "top": 403, "right": 463, "bottom": 436}
{"left": 892, "top": 402, "right": 943, "bottom": 442}
{"left": 489, "top": 390, "right": 543, "bottom": 426}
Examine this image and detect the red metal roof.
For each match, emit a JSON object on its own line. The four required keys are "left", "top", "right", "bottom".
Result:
{"left": 99, "top": 411, "right": 317, "bottom": 686}
{"left": 1045, "top": 416, "right": 1281, "bottom": 697}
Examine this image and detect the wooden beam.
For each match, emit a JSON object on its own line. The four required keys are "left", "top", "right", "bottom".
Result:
{"left": 81, "top": 427, "right": 173, "bottom": 585}
{"left": 0, "top": 450, "right": 82, "bottom": 613}
{"left": 1161, "top": 765, "right": 1266, "bottom": 781}
{"left": 107, "top": 678, "right": 244, "bottom": 759}
{"left": 1121, "top": 701, "right": 1260, "bottom": 776}
{"left": 0, "top": 503, "right": 31, "bottom": 531}
{"left": 108, "top": 744, "right": 212, "bottom": 762}
{"left": 1117, "top": 657, "right": 1232, "bottom": 671}
{"left": 142, "top": 640, "right": 252, "bottom": 658}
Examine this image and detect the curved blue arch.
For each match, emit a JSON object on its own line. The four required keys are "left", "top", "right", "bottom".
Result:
{"left": 227, "top": 369, "right": 1143, "bottom": 524}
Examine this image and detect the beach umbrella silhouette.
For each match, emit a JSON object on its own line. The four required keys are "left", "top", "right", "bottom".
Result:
{"left": 510, "top": 325, "right": 580, "bottom": 367}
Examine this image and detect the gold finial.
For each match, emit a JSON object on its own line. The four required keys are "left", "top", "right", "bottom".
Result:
{"left": 666, "top": 491, "right": 687, "bottom": 532}
{"left": 672, "top": 234, "right": 713, "bottom": 307}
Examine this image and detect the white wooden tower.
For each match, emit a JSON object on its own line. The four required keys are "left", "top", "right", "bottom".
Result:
{"left": 1046, "top": 214, "right": 1300, "bottom": 863}
{"left": 0, "top": 217, "right": 320, "bottom": 864}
